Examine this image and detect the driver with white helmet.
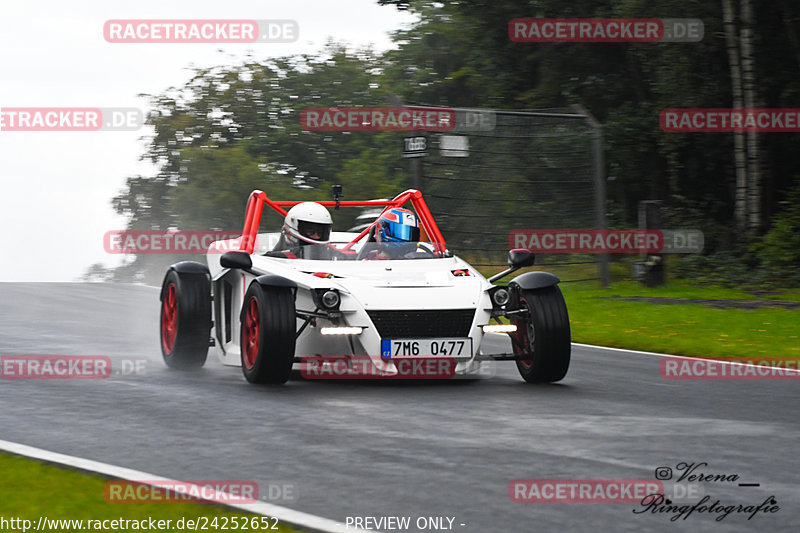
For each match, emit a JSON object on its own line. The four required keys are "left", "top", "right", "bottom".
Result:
{"left": 270, "top": 202, "right": 334, "bottom": 259}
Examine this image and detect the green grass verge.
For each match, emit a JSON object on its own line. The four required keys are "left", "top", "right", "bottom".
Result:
{"left": 0, "top": 452, "right": 297, "bottom": 532}
{"left": 475, "top": 260, "right": 799, "bottom": 360}
{"left": 562, "top": 280, "right": 799, "bottom": 360}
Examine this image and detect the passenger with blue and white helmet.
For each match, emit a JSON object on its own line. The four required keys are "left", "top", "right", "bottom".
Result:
{"left": 376, "top": 208, "right": 421, "bottom": 245}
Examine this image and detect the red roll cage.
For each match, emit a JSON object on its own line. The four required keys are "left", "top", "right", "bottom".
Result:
{"left": 238, "top": 189, "right": 448, "bottom": 256}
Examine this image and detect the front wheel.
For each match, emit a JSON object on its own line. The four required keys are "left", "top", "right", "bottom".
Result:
{"left": 240, "top": 283, "right": 296, "bottom": 384}
{"left": 510, "top": 285, "right": 571, "bottom": 383}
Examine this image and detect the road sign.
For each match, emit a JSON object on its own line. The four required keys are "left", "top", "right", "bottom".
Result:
{"left": 402, "top": 136, "right": 428, "bottom": 158}
{"left": 440, "top": 135, "right": 469, "bottom": 157}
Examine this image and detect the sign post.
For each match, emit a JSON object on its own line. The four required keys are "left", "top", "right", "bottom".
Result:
{"left": 402, "top": 135, "right": 428, "bottom": 189}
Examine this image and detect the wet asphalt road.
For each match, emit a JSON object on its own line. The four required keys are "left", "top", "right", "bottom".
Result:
{"left": 1, "top": 282, "right": 798, "bottom": 532}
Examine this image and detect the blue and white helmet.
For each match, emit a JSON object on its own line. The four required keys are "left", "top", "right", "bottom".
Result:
{"left": 376, "top": 208, "right": 420, "bottom": 243}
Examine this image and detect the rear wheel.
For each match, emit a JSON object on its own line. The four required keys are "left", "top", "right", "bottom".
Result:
{"left": 510, "top": 285, "right": 571, "bottom": 383}
{"left": 160, "top": 269, "right": 211, "bottom": 369}
{"left": 240, "top": 283, "right": 296, "bottom": 384}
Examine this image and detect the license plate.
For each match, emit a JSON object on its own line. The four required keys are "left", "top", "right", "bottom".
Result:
{"left": 381, "top": 338, "right": 473, "bottom": 359}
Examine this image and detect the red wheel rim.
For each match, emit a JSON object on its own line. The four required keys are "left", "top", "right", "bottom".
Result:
{"left": 513, "top": 299, "right": 534, "bottom": 368}
{"left": 242, "top": 296, "right": 260, "bottom": 369}
{"left": 161, "top": 283, "right": 178, "bottom": 354}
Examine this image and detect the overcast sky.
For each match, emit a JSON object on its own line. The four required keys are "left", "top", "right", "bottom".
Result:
{"left": 0, "top": 0, "right": 415, "bottom": 281}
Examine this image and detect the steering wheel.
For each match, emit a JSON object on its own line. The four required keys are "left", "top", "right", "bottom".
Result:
{"left": 396, "top": 242, "right": 437, "bottom": 258}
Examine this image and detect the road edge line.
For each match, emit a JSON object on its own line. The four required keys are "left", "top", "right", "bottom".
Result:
{"left": 572, "top": 342, "right": 800, "bottom": 372}
{"left": 571, "top": 342, "right": 685, "bottom": 358}
{"left": 0, "top": 439, "right": 374, "bottom": 533}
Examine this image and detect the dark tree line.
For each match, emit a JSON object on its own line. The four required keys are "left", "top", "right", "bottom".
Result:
{"left": 99, "top": 0, "right": 800, "bottom": 285}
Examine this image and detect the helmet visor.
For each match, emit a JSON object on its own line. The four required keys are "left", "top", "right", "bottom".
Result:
{"left": 298, "top": 220, "right": 331, "bottom": 242}
{"left": 381, "top": 220, "right": 420, "bottom": 242}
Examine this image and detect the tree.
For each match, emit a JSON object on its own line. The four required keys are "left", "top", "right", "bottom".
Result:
{"left": 722, "top": 0, "right": 748, "bottom": 231}
{"left": 100, "top": 0, "right": 800, "bottom": 284}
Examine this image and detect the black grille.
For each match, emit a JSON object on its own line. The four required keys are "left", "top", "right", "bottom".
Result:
{"left": 367, "top": 309, "right": 475, "bottom": 338}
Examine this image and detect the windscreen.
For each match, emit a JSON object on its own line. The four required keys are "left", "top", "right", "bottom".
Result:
{"left": 266, "top": 242, "right": 450, "bottom": 260}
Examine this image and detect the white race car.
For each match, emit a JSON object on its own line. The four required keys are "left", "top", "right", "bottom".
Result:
{"left": 158, "top": 188, "right": 570, "bottom": 384}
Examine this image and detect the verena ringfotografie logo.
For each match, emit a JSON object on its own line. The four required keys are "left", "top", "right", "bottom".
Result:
{"left": 636, "top": 461, "right": 779, "bottom": 522}
{"left": 104, "top": 230, "right": 244, "bottom": 254}
{"left": 300, "top": 107, "right": 456, "bottom": 132}
{"left": 0, "top": 107, "right": 143, "bottom": 131}
{"left": 661, "top": 108, "right": 800, "bottom": 132}
{"left": 1, "top": 356, "right": 111, "bottom": 379}
{"left": 660, "top": 356, "right": 800, "bottom": 380}
{"left": 104, "top": 480, "right": 261, "bottom": 504}
{"left": 104, "top": 20, "right": 298, "bottom": 43}
{"left": 509, "top": 18, "right": 703, "bottom": 43}
{"left": 300, "top": 356, "right": 456, "bottom": 380}
{"left": 509, "top": 480, "right": 663, "bottom": 503}
{"left": 509, "top": 229, "right": 704, "bottom": 253}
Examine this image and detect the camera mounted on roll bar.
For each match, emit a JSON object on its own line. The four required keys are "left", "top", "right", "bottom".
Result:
{"left": 332, "top": 184, "right": 343, "bottom": 210}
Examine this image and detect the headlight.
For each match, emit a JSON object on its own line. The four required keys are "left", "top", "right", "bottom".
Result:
{"left": 482, "top": 324, "right": 517, "bottom": 333}
{"left": 321, "top": 290, "right": 340, "bottom": 309}
{"left": 491, "top": 287, "right": 510, "bottom": 307}
{"left": 320, "top": 326, "right": 363, "bottom": 335}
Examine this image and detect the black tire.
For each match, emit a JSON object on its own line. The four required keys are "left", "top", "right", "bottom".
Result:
{"left": 160, "top": 269, "right": 211, "bottom": 369}
{"left": 510, "top": 285, "right": 571, "bottom": 383}
{"left": 240, "top": 283, "right": 296, "bottom": 384}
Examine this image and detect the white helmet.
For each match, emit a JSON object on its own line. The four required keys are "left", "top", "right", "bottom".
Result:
{"left": 283, "top": 202, "right": 333, "bottom": 246}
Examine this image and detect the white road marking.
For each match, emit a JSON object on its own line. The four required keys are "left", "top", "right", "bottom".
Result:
{"left": 487, "top": 334, "right": 798, "bottom": 372}
{"left": 574, "top": 342, "right": 800, "bottom": 372}
{"left": 0, "top": 439, "right": 376, "bottom": 533}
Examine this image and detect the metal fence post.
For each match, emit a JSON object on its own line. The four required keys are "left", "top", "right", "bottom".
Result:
{"left": 573, "top": 105, "right": 609, "bottom": 287}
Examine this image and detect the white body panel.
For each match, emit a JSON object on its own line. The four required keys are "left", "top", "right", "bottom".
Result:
{"left": 207, "top": 232, "right": 496, "bottom": 376}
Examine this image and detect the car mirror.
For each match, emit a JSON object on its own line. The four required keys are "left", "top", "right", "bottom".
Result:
{"left": 508, "top": 249, "right": 535, "bottom": 268}
{"left": 220, "top": 251, "right": 252, "bottom": 270}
